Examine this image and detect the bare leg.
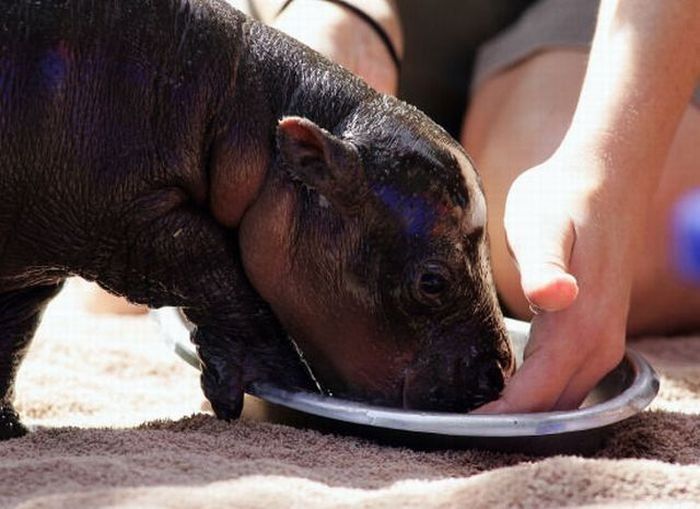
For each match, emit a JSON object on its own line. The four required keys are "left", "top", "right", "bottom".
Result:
{"left": 463, "top": 50, "right": 700, "bottom": 335}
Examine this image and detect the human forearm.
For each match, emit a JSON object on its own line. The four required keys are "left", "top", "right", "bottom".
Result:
{"left": 322, "top": 0, "right": 402, "bottom": 55}
{"left": 254, "top": 0, "right": 403, "bottom": 58}
{"left": 486, "top": 0, "right": 700, "bottom": 413}
{"left": 254, "top": 0, "right": 398, "bottom": 23}
{"left": 259, "top": 0, "right": 402, "bottom": 93}
{"left": 564, "top": 0, "right": 700, "bottom": 194}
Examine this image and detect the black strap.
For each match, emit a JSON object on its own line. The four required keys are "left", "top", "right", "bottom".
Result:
{"left": 275, "top": 0, "right": 401, "bottom": 73}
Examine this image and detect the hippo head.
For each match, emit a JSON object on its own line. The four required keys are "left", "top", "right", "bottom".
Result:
{"left": 239, "top": 96, "right": 514, "bottom": 412}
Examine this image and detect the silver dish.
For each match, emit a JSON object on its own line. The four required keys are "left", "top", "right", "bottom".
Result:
{"left": 151, "top": 308, "right": 659, "bottom": 454}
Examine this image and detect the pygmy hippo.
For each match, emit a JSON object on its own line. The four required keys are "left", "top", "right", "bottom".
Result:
{"left": 0, "top": 0, "right": 514, "bottom": 439}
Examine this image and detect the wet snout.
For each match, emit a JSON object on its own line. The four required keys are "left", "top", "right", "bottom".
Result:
{"left": 402, "top": 328, "right": 515, "bottom": 412}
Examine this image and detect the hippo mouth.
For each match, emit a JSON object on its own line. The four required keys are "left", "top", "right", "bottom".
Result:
{"left": 376, "top": 318, "right": 516, "bottom": 412}
{"left": 292, "top": 331, "right": 515, "bottom": 412}
{"left": 399, "top": 355, "right": 510, "bottom": 412}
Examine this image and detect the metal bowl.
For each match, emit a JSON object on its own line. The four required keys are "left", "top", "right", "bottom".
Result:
{"left": 151, "top": 308, "right": 659, "bottom": 454}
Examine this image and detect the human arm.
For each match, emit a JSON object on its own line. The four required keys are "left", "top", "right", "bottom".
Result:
{"left": 256, "top": 0, "right": 403, "bottom": 94}
{"left": 479, "top": 0, "right": 700, "bottom": 412}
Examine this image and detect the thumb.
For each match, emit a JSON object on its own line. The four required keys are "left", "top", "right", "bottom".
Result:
{"left": 504, "top": 175, "right": 579, "bottom": 312}
{"left": 518, "top": 252, "right": 579, "bottom": 312}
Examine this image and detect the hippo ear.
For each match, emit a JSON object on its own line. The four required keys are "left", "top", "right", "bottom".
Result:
{"left": 277, "top": 116, "right": 365, "bottom": 210}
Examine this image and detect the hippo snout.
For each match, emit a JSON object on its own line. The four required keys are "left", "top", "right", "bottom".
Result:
{"left": 402, "top": 358, "right": 506, "bottom": 412}
{"left": 401, "top": 332, "right": 514, "bottom": 412}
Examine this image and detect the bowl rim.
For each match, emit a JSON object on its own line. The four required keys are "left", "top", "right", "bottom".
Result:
{"left": 151, "top": 309, "right": 659, "bottom": 437}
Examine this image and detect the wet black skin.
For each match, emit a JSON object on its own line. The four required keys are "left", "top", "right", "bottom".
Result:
{"left": 0, "top": 0, "right": 513, "bottom": 439}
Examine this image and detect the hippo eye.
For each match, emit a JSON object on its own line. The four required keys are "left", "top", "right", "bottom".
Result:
{"left": 411, "top": 262, "right": 452, "bottom": 306}
{"left": 419, "top": 273, "right": 448, "bottom": 296}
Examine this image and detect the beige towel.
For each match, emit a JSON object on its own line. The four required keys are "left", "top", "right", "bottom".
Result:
{"left": 1, "top": 280, "right": 699, "bottom": 508}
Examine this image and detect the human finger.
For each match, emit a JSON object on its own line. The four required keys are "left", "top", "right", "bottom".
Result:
{"left": 552, "top": 338, "right": 625, "bottom": 410}
{"left": 473, "top": 340, "right": 578, "bottom": 413}
{"left": 504, "top": 171, "right": 580, "bottom": 312}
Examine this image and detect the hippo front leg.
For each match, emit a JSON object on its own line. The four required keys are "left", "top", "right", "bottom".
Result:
{"left": 97, "top": 204, "right": 313, "bottom": 420}
{"left": 0, "top": 281, "right": 65, "bottom": 440}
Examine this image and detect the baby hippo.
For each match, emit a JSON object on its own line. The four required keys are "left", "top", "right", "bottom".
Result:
{"left": 0, "top": 0, "right": 513, "bottom": 439}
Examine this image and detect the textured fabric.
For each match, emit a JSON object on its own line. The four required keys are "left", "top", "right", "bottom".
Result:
{"left": 1, "top": 280, "right": 700, "bottom": 508}
{"left": 472, "top": 0, "right": 700, "bottom": 106}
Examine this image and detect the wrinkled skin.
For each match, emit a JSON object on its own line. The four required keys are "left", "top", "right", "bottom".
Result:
{"left": 0, "top": 0, "right": 513, "bottom": 439}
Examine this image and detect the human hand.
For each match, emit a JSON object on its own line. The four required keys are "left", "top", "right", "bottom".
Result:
{"left": 271, "top": 0, "right": 402, "bottom": 95}
{"left": 477, "top": 147, "right": 641, "bottom": 412}
{"left": 474, "top": 0, "right": 700, "bottom": 413}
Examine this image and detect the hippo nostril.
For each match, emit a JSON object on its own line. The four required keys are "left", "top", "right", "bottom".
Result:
{"left": 402, "top": 351, "right": 508, "bottom": 411}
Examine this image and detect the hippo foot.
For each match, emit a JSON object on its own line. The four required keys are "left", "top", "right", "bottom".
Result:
{"left": 0, "top": 404, "right": 28, "bottom": 440}
{"left": 200, "top": 359, "right": 244, "bottom": 421}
